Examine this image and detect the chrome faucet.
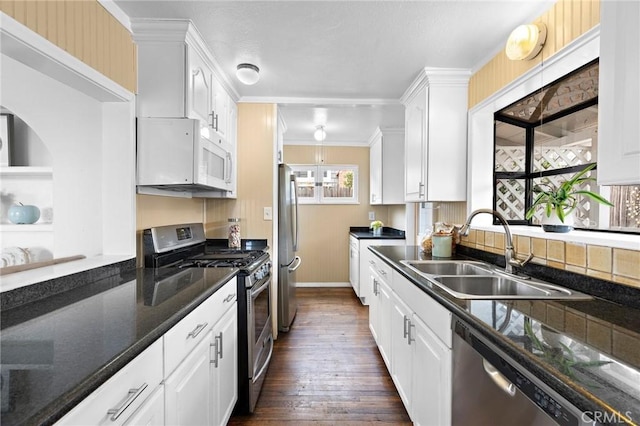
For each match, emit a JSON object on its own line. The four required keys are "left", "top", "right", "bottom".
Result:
{"left": 459, "top": 209, "right": 533, "bottom": 275}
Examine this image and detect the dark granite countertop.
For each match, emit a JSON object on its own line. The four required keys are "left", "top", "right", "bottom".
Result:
{"left": 370, "top": 245, "right": 640, "bottom": 425}
{"left": 0, "top": 266, "right": 237, "bottom": 426}
{"left": 349, "top": 226, "right": 406, "bottom": 240}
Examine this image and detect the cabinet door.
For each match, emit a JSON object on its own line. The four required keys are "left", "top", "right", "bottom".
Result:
{"left": 377, "top": 278, "right": 393, "bottom": 371}
{"left": 598, "top": 0, "right": 640, "bottom": 185}
{"left": 211, "top": 77, "right": 229, "bottom": 139}
{"left": 390, "top": 292, "right": 413, "bottom": 412}
{"left": 210, "top": 306, "right": 238, "bottom": 426}
{"left": 349, "top": 237, "right": 360, "bottom": 294}
{"left": 188, "top": 47, "right": 212, "bottom": 125}
{"left": 123, "top": 385, "right": 165, "bottom": 426}
{"left": 404, "top": 88, "right": 427, "bottom": 202}
{"left": 369, "top": 134, "right": 382, "bottom": 204}
{"left": 165, "top": 330, "right": 212, "bottom": 426}
{"left": 411, "top": 315, "right": 452, "bottom": 426}
{"left": 368, "top": 268, "right": 380, "bottom": 342}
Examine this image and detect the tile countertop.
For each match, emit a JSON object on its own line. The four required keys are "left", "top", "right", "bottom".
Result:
{"left": 349, "top": 226, "right": 406, "bottom": 240}
{"left": 0, "top": 266, "right": 237, "bottom": 426}
{"left": 370, "top": 245, "right": 640, "bottom": 426}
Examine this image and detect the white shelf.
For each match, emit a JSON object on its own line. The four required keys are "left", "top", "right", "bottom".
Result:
{"left": 0, "top": 166, "right": 53, "bottom": 176}
{"left": 0, "top": 223, "right": 53, "bottom": 232}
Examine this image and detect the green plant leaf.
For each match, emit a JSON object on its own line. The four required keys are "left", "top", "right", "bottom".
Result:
{"left": 572, "top": 190, "right": 615, "bottom": 207}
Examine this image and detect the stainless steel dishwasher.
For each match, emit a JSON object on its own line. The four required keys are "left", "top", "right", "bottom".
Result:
{"left": 452, "top": 316, "right": 593, "bottom": 426}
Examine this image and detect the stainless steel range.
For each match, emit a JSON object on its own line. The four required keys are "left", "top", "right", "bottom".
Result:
{"left": 143, "top": 223, "right": 273, "bottom": 414}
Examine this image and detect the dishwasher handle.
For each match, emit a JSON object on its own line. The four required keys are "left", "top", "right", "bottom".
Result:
{"left": 482, "top": 359, "right": 516, "bottom": 397}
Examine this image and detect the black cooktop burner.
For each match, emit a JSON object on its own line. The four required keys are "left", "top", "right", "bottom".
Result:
{"left": 178, "top": 250, "right": 268, "bottom": 271}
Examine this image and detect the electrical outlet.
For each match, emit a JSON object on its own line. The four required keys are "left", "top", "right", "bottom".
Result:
{"left": 263, "top": 207, "right": 273, "bottom": 221}
{"left": 368, "top": 211, "right": 375, "bottom": 221}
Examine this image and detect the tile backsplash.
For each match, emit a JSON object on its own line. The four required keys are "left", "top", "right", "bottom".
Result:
{"left": 459, "top": 230, "right": 640, "bottom": 289}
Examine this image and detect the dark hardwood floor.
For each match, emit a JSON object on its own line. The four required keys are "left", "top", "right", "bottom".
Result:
{"left": 228, "top": 287, "right": 411, "bottom": 425}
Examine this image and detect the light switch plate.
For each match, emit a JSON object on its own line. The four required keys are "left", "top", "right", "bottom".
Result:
{"left": 368, "top": 211, "right": 375, "bottom": 221}
{"left": 264, "top": 207, "right": 273, "bottom": 221}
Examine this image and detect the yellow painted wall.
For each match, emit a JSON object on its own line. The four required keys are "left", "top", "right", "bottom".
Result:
{"left": 206, "top": 103, "right": 276, "bottom": 248}
{"left": 438, "top": 0, "right": 602, "bottom": 231}
{"left": 0, "top": 0, "right": 137, "bottom": 93}
{"left": 284, "top": 144, "right": 396, "bottom": 283}
{"left": 468, "top": 0, "right": 600, "bottom": 108}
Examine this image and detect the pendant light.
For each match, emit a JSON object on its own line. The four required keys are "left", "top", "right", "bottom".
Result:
{"left": 313, "top": 125, "right": 326, "bottom": 142}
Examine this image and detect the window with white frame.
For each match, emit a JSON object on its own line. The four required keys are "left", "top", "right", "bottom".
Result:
{"left": 493, "top": 59, "right": 639, "bottom": 234}
{"left": 291, "top": 165, "right": 358, "bottom": 204}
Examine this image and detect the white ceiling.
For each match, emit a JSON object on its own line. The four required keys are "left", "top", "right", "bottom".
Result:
{"left": 115, "top": 0, "right": 554, "bottom": 145}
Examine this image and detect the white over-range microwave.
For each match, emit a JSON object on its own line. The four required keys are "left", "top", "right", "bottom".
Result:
{"left": 137, "top": 118, "right": 234, "bottom": 195}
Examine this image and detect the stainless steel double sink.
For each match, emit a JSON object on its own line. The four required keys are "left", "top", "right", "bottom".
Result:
{"left": 400, "top": 260, "right": 592, "bottom": 300}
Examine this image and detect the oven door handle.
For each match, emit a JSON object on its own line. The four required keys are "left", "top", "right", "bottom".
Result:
{"left": 251, "top": 277, "right": 271, "bottom": 298}
{"left": 253, "top": 334, "right": 274, "bottom": 382}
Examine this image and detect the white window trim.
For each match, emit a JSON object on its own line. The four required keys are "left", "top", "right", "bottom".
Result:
{"left": 464, "top": 27, "right": 639, "bottom": 248}
{"left": 291, "top": 164, "right": 359, "bottom": 205}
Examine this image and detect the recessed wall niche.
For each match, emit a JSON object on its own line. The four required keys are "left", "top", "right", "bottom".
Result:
{"left": 0, "top": 107, "right": 54, "bottom": 265}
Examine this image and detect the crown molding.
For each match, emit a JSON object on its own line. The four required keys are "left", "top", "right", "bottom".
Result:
{"left": 366, "top": 126, "right": 404, "bottom": 146}
{"left": 284, "top": 139, "right": 370, "bottom": 147}
{"left": 240, "top": 96, "right": 401, "bottom": 106}
{"left": 400, "top": 67, "right": 470, "bottom": 106}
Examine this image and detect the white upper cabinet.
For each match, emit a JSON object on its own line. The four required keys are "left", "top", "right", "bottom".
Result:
{"left": 598, "top": 1, "right": 640, "bottom": 185}
{"left": 189, "top": 48, "right": 214, "bottom": 125}
{"left": 401, "top": 68, "right": 470, "bottom": 202}
{"left": 369, "top": 127, "right": 405, "bottom": 205}
{"left": 132, "top": 20, "right": 237, "bottom": 146}
{"left": 276, "top": 108, "right": 287, "bottom": 164}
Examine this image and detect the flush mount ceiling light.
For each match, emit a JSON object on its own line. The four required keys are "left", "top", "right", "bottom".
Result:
{"left": 313, "top": 125, "right": 326, "bottom": 142}
{"left": 505, "top": 23, "right": 547, "bottom": 61}
{"left": 236, "top": 63, "right": 260, "bottom": 85}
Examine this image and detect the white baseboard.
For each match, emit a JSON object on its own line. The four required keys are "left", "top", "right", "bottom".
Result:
{"left": 296, "top": 282, "right": 351, "bottom": 288}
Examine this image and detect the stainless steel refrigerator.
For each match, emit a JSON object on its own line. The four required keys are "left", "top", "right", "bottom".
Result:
{"left": 278, "top": 164, "right": 301, "bottom": 332}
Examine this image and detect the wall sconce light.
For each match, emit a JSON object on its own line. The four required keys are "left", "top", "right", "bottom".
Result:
{"left": 505, "top": 23, "right": 547, "bottom": 61}
{"left": 236, "top": 63, "right": 260, "bottom": 85}
{"left": 313, "top": 125, "right": 326, "bottom": 142}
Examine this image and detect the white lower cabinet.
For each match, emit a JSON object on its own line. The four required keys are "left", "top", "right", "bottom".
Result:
{"left": 390, "top": 292, "right": 413, "bottom": 410}
{"left": 358, "top": 238, "right": 405, "bottom": 305}
{"left": 56, "top": 278, "right": 238, "bottom": 426}
{"left": 369, "top": 265, "right": 393, "bottom": 369}
{"left": 210, "top": 306, "right": 238, "bottom": 426}
{"left": 56, "top": 339, "right": 164, "bottom": 426}
{"left": 411, "top": 314, "right": 452, "bottom": 426}
{"left": 369, "top": 256, "right": 452, "bottom": 425}
{"left": 165, "top": 330, "right": 214, "bottom": 425}
{"left": 165, "top": 277, "right": 238, "bottom": 426}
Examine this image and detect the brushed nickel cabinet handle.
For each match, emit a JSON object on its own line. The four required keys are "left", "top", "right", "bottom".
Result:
{"left": 407, "top": 321, "right": 415, "bottom": 344}
{"left": 187, "top": 322, "right": 208, "bottom": 339}
{"left": 106, "top": 383, "right": 148, "bottom": 421}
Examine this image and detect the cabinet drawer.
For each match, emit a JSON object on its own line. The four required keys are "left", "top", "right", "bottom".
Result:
{"left": 164, "top": 277, "right": 237, "bottom": 376}
{"left": 369, "top": 256, "right": 393, "bottom": 284}
{"left": 208, "top": 277, "right": 237, "bottom": 326}
{"left": 57, "top": 339, "right": 163, "bottom": 426}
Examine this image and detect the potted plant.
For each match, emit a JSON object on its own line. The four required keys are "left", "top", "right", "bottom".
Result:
{"left": 525, "top": 164, "right": 613, "bottom": 233}
{"left": 370, "top": 220, "right": 384, "bottom": 236}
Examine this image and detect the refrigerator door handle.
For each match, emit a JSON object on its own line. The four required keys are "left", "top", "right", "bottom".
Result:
{"left": 287, "top": 256, "right": 302, "bottom": 272}
{"left": 290, "top": 174, "right": 299, "bottom": 251}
